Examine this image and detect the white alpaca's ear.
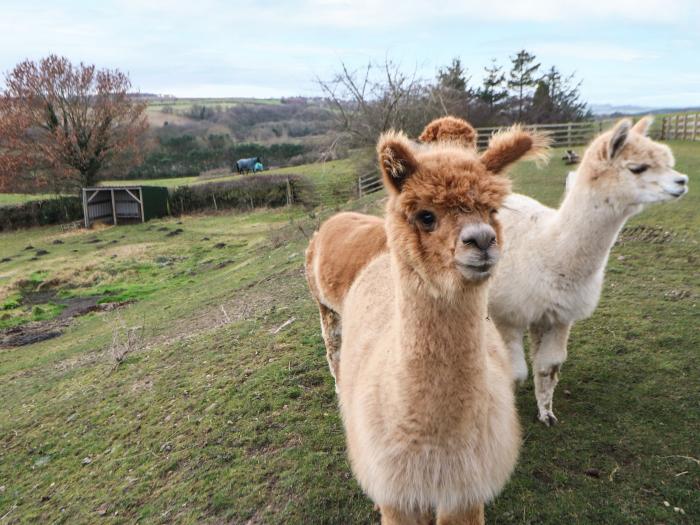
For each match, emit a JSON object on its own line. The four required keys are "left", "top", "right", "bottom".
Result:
{"left": 377, "top": 131, "right": 418, "bottom": 194}
{"left": 608, "top": 119, "right": 632, "bottom": 159}
{"left": 632, "top": 116, "right": 653, "bottom": 136}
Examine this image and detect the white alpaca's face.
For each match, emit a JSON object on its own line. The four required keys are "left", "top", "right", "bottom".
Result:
{"left": 617, "top": 142, "right": 688, "bottom": 206}
{"left": 585, "top": 121, "right": 690, "bottom": 211}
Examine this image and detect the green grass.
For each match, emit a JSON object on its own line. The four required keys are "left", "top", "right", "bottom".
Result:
{"left": 100, "top": 157, "right": 358, "bottom": 189}
{"left": 0, "top": 142, "right": 698, "bottom": 523}
{"left": 0, "top": 193, "right": 64, "bottom": 206}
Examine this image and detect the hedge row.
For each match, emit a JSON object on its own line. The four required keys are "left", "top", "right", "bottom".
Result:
{"left": 0, "top": 197, "right": 82, "bottom": 232}
{"left": 0, "top": 173, "right": 353, "bottom": 231}
{"left": 125, "top": 138, "right": 307, "bottom": 180}
{"left": 168, "top": 174, "right": 313, "bottom": 215}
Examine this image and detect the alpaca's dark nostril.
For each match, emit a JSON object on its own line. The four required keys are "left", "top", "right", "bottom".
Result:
{"left": 462, "top": 232, "right": 496, "bottom": 251}
{"left": 675, "top": 178, "right": 687, "bottom": 186}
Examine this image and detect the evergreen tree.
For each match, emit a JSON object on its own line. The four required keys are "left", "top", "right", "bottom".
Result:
{"left": 433, "top": 57, "right": 472, "bottom": 119}
{"left": 437, "top": 58, "right": 468, "bottom": 92}
{"left": 531, "top": 79, "right": 553, "bottom": 121}
{"left": 542, "top": 66, "right": 591, "bottom": 122}
{"left": 507, "top": 49, "right": 540, "bottom": 121}
{"left": 478, "top": 59, "right": 508, "bottom": 113}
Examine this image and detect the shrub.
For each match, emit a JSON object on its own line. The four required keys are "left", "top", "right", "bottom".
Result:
{"left": 0, "top": 196, "right": 82, "bottom": 231}
{"left": 168, "top": 175, "right": 313, "bottom": 214}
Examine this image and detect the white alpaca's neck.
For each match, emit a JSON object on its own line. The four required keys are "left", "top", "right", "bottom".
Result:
{"left": 551, "top": 170, "right": 635, "bottom": 279}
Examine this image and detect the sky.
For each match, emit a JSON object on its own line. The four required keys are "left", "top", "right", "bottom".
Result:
{"left": 1, "top": 0, "right": 699, "bottom": 108}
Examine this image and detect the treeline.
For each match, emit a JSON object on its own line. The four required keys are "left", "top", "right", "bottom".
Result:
{"left": 163, "top": 98, "right": 336, "bottom": 142}
{"left": 320, "top": 49, "right": 592, "bottom": 145}
{"left": 122, "top": 135, "right": 307, "bottom": 180}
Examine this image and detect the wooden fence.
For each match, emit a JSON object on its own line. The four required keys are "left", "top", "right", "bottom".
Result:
{"left": 659, "top": 113, "right": 699, "bottom": 141}
{"left": 357, "top": 172, "right": 383, "bottom": 197}
{"left": 355, "top": 113, "right": 698, "bottom": 197}
{"left": 474, "top": 120, "right": 611, "bottom": 149}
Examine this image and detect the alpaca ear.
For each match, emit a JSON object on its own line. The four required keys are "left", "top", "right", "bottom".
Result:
{"left": 419, "top": 116, "right": 477, "bottom": 148}
{"left": 480, "top": 125, "right": 550, "bottom": 174}
{"left": 608, "top": 119, "right": 632, "bottom": 159}
{"left": 377, "top": 131, "right": 418, "bottom": 194}
{"left": 631, "top": 116, "right": 653, "bottom": 136}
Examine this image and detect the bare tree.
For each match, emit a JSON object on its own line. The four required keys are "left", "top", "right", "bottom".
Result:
{"left": 0, "top": 55, "right": 148, "bottom": 193}
{"left": 317, "top": 59, "right": 428, "bottom": 146}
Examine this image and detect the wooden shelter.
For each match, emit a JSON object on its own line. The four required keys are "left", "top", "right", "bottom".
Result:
{"left": 82, "top": 186, "right": 169, "bottom": 228}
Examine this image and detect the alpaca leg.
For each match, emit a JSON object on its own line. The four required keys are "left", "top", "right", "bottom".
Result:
{"left": 530, "top": 321, "right": 571, "bottom": 426}
{"left": 380, "top": 506, "right": 432, "bottom": 525}
{"left": 317, "top": 302, "right": 341, "bottom": 393}
{"left": 495, "top": 322, "right": 527, "bottom": 384}
{"left": 437, "top": 503, "right": 485, "bottom": 525}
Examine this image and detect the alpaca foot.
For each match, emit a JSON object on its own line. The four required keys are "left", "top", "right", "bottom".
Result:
{"left": 537, "top": 408, "right": 558, "bottom": 427}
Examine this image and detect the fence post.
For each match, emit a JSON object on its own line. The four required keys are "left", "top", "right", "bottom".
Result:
{"left": 358, "top": 175, "right": 363, "bottom": 198}
{"left": 660, "top": 117, "right": 666, "bottom": 140}
{"left": 694, "top": 114, "right": 699, "bottom": 141}
{"left": 566, "top": 123, "right": 572, "bottom": 147}
{"left": 675, "top": 114, "right": 679, "bottom": 139}
{"left": 286, "top": 177, "right": 293, "bottom": 206}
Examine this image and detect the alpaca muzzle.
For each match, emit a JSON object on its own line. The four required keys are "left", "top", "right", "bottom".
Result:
{"left": 455, "top": 223, "right": 499, "bottom": 280}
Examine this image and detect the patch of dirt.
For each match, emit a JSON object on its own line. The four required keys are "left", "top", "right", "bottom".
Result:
{"left": 0, "top": 294, "right": 132, "bottom": 348}
{"left": 664, "top": 289, "right": 693, "bottom": 301}
{"left": 130, "top": 377, "right": 154, "bottom": 393}
{"left": 616, "top": 225, "right": 681, "bottom": 245}
{"left": 165, "top": 228, "right": 183, "bottom": 237}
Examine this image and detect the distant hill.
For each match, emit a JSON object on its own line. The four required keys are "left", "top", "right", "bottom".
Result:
{"left": 590, "top": 103, "right": 700, "bottom": 117}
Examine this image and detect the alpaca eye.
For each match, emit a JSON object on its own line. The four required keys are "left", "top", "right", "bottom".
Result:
{"left": 629, "top": 164, "right": 649, "bottom": 175}
{"left": 416, "top": 210, "right": 436, "bottom": 231}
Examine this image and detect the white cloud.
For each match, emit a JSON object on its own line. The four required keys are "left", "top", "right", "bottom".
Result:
{"left": 531, "top": 42, "right": 657, "bottom": 62}
{"left": 297, "top": 0, "right": 694, "bottom": 26}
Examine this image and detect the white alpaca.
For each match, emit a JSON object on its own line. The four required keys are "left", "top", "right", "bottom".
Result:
{"left": 488, "top": 117, "right": 690, "bottom": 425}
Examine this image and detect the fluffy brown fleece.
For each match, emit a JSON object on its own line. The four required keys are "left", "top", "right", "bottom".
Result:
{"left": 304, "top": 117, "right": 549, "bottom": 390}
{"left": 304, "top": 212, "right": 386, "bottom": 386}
{"left": 335, "top": 127, "right": 521, "bottom": 524}
{"left": 419, "top": 115, "right": 477, "bottom": 148}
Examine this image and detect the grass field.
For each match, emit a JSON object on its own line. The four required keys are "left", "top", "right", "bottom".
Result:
{"left": 0, "top": 142, "right": 698, "bottom": 523}
{"left": 100, "top": 157, "right": 359, "bottom": 188}
{"left": 0, "top": 158, "right": 358, "bottom": 206}
{"left": 0, "top": 193, "right": 63, "bottom": 206}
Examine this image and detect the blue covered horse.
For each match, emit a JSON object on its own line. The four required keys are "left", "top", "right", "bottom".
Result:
{"left": 235, "top": 157, "right": 263, "bottom": 174}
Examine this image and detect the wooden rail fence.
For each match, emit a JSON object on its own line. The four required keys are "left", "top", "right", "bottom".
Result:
{"left": 659, "top": 112, "right": 699, "bottom": 141}
{"left": 356, "top": 113, "right": 699, "bottom": 197}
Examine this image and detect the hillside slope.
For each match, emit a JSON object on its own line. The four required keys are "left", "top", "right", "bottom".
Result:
{"left": 0, "top": 142, "right": 698, "bottom": 523}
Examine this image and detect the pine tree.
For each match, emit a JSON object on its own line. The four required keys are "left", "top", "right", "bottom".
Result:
{"left": 507, "top": 49, "right": 540, "bottom": 121}
{"left": 478, "top": 59, "right": 508, "bottom": 114}
{"left": 542, "top": 66, "right": 591, "bottom": 122}
{"left": 437, "top": 58, "right": 468, "bottom": 92}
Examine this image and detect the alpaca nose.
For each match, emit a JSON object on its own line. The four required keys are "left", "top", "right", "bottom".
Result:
{"left": 675, "top": 176, "right": 687, "bottom": 186}
{"left": 460, "top": 224, "right": 496, "bottom": 252}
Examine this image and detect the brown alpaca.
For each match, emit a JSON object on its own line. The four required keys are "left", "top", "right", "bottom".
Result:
{"left": 305, "top": 117, "right": 546, "bottom": 392}
{"left": 309, "top": 123, "right": 548, "bottom": 524}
